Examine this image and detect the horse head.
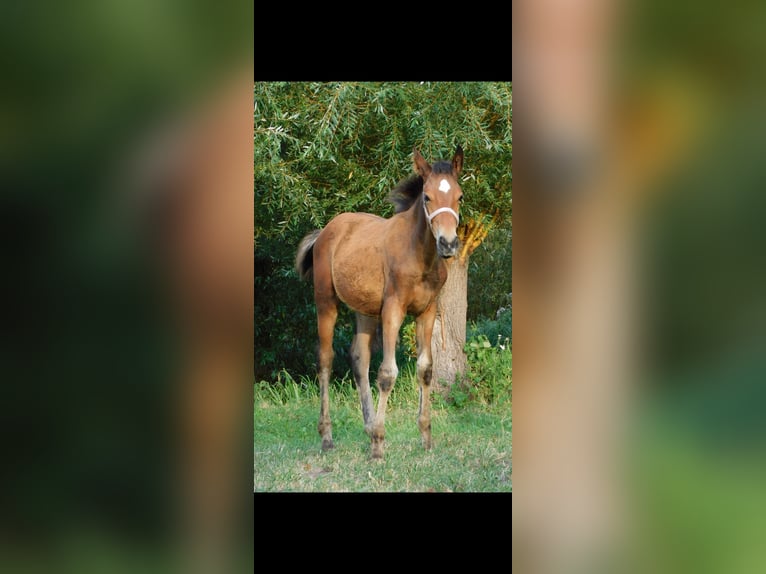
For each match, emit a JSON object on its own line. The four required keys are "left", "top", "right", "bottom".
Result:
{"left": 413, "top": 145, "right": 464, "bottom": 258}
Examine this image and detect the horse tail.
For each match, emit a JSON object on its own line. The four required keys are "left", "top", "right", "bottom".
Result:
{"left": 295, "top": 229, "right": 321, "bottom": 281}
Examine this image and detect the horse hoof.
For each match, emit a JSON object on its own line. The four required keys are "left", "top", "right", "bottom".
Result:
{"left": 371, "top": 436, "right": 384, "bottom": 459}
{"left": 321, "top": 439, "right": 334, "bottom": 451}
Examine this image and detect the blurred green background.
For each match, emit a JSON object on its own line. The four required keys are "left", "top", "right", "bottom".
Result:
{"left": 0, "top": 1, "right": 251, "bottom": 571}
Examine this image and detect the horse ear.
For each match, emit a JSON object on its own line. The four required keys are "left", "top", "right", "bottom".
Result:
{"left": 452, "top": 145, "right": 464, "bottom": 175}
{"left": 413, "top": 147, "right": 431, "bottom": 177}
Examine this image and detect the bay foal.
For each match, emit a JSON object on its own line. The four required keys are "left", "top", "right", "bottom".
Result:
{"left": 296, "top": 146, "right": 464, "bottom": 458}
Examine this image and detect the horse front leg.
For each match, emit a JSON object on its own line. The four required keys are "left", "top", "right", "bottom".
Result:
{"left": 415, "top": 302, "right": 437, "bottom": 450}
{"left": 371, "top": 302, "right": 405, "bottom": 459}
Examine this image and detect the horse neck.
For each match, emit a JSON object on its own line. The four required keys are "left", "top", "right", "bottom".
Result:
{"left": 408, "top": 196, "right": 439, "bottom": 266}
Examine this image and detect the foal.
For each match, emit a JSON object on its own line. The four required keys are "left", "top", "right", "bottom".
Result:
{"left": 296, "top": 146, "right": 464, "bottom": 458}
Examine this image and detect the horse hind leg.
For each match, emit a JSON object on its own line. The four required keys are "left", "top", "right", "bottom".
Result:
{"left": 351, "top": 313, "right": 377, "bottom": 436}
{"left": 316, "top": 298, "right": 338, "bottom": 451}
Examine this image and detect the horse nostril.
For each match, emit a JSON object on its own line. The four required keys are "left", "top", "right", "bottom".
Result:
{"left": 438, "top": 236, "right": 458, "bottom": 252}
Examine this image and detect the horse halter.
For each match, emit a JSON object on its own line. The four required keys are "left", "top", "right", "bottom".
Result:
{"left": 422, "top": 194, "right": 460, "bottom": 233}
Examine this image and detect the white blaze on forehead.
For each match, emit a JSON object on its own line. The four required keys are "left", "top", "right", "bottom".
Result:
{"left": 438, "top": 178, "right": 451, "bottom": 193}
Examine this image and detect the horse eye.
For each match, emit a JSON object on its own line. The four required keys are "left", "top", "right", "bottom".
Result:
{"left": 458, "top": 195, "right": 464, "bottom": 203}
{"left": 424, "top": 195, "right": 431, "bottom": 203}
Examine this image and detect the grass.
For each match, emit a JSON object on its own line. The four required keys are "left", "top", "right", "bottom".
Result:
{"left": 254, "top": 364, "right": 511, "bottom": 492}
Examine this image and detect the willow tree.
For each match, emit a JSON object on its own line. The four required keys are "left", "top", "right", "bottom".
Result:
{"left": 255, "top": 81, "right": 512, "bottom": 386}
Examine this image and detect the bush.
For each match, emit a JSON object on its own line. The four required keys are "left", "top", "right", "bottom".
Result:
{"left": 468, "top": 227, "right": 512, "bottom": 322}
{"left": 445, "top": 310, "right": 512, "bottom": 408}
{"left": 467, "top": 306, "right": 512, "bottom": 349}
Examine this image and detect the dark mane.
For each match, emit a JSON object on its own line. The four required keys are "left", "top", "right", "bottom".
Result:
{"left": 388, "top": 175, "right": 424, "bottom": 213}
{"left": 431, "top": 160, "right": 453, "bottom": 174}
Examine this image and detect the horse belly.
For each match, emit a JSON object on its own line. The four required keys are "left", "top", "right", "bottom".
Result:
{"left": 332, "top": 251, "right": 384, "bottom": 316}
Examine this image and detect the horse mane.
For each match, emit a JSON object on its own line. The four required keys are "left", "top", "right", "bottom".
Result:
{"left": 388, "top": 175, "right": 423, "bottom": 213}
{"left": 388, "top": 160, "right": 453, "bottom": 214}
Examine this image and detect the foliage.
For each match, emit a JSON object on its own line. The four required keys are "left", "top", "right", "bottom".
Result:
{"left": 441, "top": 314, "right": 513, "bottom": 408}
{"left": 400, "top": 317, "right": 418, "bottom": 360}
{"left": 468, "top": 227, "right": 512, "bottom": 320}
{"left": 255, "top": 81, "right": 512, "bottom": 242}
{"left": 467, "top": 305, "right": 512, "bottom": 347}
{"left": 255, "top": 82, "right": 512, "bottom": 380}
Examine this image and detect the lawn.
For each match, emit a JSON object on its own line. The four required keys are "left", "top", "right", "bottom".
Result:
{"left": 254, "top": 367, "right": 512, "bottom": 492}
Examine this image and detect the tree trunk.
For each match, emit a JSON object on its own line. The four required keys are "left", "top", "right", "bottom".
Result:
{"left": 431, "top": 256, "right": 469, "bottom": 391}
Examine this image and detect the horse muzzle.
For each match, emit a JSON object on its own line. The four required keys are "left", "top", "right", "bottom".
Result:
{"left": 437, "top": 235, "right": 459, "bottom": 258}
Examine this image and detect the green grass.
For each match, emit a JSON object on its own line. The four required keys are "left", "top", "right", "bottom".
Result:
{"left": 254, "top": 364, "right": 511, "bottom": 492}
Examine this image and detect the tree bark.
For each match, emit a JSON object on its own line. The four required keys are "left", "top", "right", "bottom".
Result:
{"left": 431, "top": 256, "right": 469, "bottom": 391}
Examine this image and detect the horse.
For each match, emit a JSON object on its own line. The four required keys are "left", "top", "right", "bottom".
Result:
{"left": 295, "top": 146, "right": 464, "bottom": 459}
